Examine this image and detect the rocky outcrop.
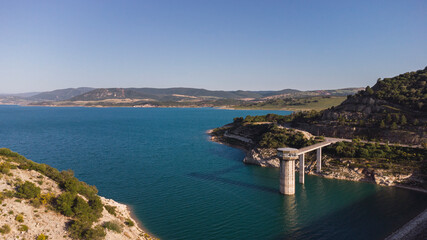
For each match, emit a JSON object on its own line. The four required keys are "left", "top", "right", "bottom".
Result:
{"left": 240, "top": 147, "right": 419, "bottom": 188}
{"left": 243, "top": 148, "right": 279, "bottom": 167}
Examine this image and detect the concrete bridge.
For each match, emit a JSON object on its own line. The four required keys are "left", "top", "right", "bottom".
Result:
{"left": 277, "top": 139, "right": 339, "bottom": 195}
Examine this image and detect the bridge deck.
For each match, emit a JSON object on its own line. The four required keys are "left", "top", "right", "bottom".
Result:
{"left": 297, "top": 140, "right": 338, "bottom": 155}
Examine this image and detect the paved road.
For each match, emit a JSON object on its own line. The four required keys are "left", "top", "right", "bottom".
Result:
{"left": 280, "top": 123, "right": 423, "bottom": 149}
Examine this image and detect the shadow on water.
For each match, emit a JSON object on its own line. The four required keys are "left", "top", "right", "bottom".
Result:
{"left": 274, "top": 187, "right": 427, "bottom": 240}
{"left": 207, "top": 164, "right": 245, "bottom": 176}
{"left": 206, "top": 145, "right": 246, "bottom": 163}
{"left": 188, "top": 171, "right": 279, "bottom": 194}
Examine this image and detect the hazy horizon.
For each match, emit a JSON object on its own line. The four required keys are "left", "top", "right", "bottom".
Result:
{"left": 1, "top": 1, "right": 426, "bottom": 93}
{"left": 1, "top": 85, "right": 368, "bottom": 95}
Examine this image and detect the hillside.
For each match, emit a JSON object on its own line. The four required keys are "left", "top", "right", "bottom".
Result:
{"left": 209, "top": 67, "right": 427, "bottom": 190}
{"left": 29, "top": 88, "right": 95, "bottom": 101}
{"left": 19, "top": 87, "right": 361, "bottom": 110}
{"left": 288, "top": 67, "right": 427, "bottom": 145}
{"left": 69, "top": 87, "right": 362, "bottom": 102}
{"left": 0, "top": 148, "right": 156, "bottom": 240}
{"left": 69, "top": 87, "right": 298, "bottom": 101}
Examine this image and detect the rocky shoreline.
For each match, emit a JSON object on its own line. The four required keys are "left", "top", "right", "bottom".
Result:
{"left": 209, "top": 129, "right": 426, "bottom": 193}
{"left": 0, "top": 152, "right": 158, "bottom": 240}
{"left": 210, "top": 131, "right": 427, "bottom": 239}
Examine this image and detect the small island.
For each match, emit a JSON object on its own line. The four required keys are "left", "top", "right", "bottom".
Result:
{"left": 0, "top": 148, "right": 157, "bottom": 240}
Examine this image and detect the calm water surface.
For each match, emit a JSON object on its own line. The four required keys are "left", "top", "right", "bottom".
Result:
{"left": 0, "top": 106, "right": 426, "bottom": 240}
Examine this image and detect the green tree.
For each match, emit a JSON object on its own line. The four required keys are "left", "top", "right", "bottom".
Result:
{"left": 365, "top": 86, "right": 374, "bottom": 95}
{"left": 413, "top": 119, "right": 419, "bottom": 125}
{"left": 72, "top": 196, "right": 93, "bottom": 222}
{"left": 56, "top": 192, "right": 76, "bottom": 216}
{"left": 401, "top": 115, "right": 407, "bottom": 125}
{"left": 391, "top": 122, "right": 398, "bottom": 130}
{"left": 386, "top": 114, "right": 392, "bottom": 123}
{"left": 379, "top": 120, "right": 386, "bottom": 128}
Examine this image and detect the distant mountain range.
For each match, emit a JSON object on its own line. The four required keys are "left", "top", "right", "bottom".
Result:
{"left": 1, "top": 87, "right": 360, "bottom": 102}
{"left": 0, "top": 86, "right": 363, "bottom": 110}
{"left": 28, "top": 87, "right": 95, "bottom": 101}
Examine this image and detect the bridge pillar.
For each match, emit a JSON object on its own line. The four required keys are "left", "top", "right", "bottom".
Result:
{"left": 316, "top": 148, "right": 322, "bottom": 173}
{"left": 277, "top": 148, "right": 298, "bottom": 195}
{"left": 299, "top": 154, "right": 305, "bottom": 184}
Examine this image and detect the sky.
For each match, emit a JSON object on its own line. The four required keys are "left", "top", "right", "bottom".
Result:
{"left": 0, "top": 0, "right": 426, "bottom": 93}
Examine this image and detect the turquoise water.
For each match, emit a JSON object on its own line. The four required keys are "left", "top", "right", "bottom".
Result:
{"left": 0, "top": 105, "right": 426, "bottom": 240}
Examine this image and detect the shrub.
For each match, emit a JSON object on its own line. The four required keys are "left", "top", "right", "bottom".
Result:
{"left": 18, "top": 224, "right": 29, "bottom": 232}
{"left": 73, "top": 196, "right": 95, "bottom": 222}
{"left": 38, "top": 192, "right": 55, "bottom": 205}
{"left": 15, "top": 213, "right": 24, "bottom": 222}
{"left": 0, "top": 224, "right": 11, "bottom": 234}
{"left": 31, "top": 198, "right": 42, "bottom": 208}
{"left": 104, "top": 205, "right": 116, "bottom": 216}
{"left": 37, "top": 233, "right": 48, "bottom": 240}
{"left": 56, "top": 192, "right": 76, "bottom": 216}
{"left": 0, "top": 162, "right": 11, "bottom": 174}
{"left": 103, "top": 221, "right": 123, "bottom": 233}
{"left": 125, "top": 218, "right": 135, "bottom": 227}
{"left": 68, "top": 220, "right": 91, "bottom": 239}
{"left": 88, "top": 196, "right": 103, "bottom": 219}
{"left": 16, "top": 181, "right": 41, "bottom": 199}
{"left": 83, "top": 225, "right": 106, "bottom": 240}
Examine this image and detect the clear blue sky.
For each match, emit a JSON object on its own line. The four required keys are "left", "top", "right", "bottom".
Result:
{"left": 1, "top": 0, "right": 426, "bottom": 93}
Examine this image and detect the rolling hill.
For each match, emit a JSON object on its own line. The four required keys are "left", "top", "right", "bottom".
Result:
{"left": 28, "top": 87, "right": 95, "bottom": 101}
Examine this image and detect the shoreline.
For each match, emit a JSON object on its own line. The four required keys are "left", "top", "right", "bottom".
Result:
{"left": 207, "top": 128, "right": 427, "bottom": 194}
{"left": 126, "top": 203, "right": 159, "bottom": 239}
{"left": 208, "top": 130, "right": 427, "bottom": 239}
{"left": 0, "top": 103, "right": 297, "bottom": 111}
{"left": 98, "top": 196, "right": 158, "bottom": 240}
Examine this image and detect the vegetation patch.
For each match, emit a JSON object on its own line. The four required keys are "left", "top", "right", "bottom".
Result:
{"left": 18, "top": 224, "right": 29, "bottom": 232}
{"left": 0, "top": 148, "right": 107, "bottom": 240}
{"left": 125, "top": 218, "right": 135, "bottom": 227}
{"left": 16, "top": 181, "right": 41, "bottom": 199}
{"left": 0, "top": 224, "right": 11, "bottom": 234}
{"left": 104, "top": 205, "right": 116, "bottom": 216}
{"left": 15, "top": 213, "right": 24, "bottom": 222}
{"left": 103, "top": 221, "right": 123, "bottom": 233}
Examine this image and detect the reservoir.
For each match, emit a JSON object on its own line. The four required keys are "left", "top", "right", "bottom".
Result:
{"left": 0, "top": 105, "right": 426, "bottom": 240}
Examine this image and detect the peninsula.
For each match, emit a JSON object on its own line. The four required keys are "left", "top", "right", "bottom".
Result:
{"left": 0, "top": 148, "right": 157, "bottom": 240}
{"left": 209, "top": 67, "right": 427, "bottom": 239}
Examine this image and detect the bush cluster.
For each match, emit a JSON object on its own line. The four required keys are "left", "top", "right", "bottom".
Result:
{"left": 324, "top": 140, "right": 427, "bottom": 173}
{"left": 0, "top": 224, "right": 11, "bottom": 234}
{"left": 103, "top": 221, "right": 123, "bottom": 233}
{"left": 0, "top": 148, "right": 106, "bottom": 240}
{"left": 68, "top": 221, "right": 106, "bottom": 240}
{"left": 259, "top": 125, "right": 317, "bottom": 149}
{"left": 56, "top": 192, "right": 103, "bottom": 223}
{"left": 16, "top": 181, "right": 41, "bottom": 199}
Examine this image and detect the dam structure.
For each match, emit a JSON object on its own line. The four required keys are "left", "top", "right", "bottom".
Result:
{"left": 277, "top": 140, "right": 337, "bottom": 195}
